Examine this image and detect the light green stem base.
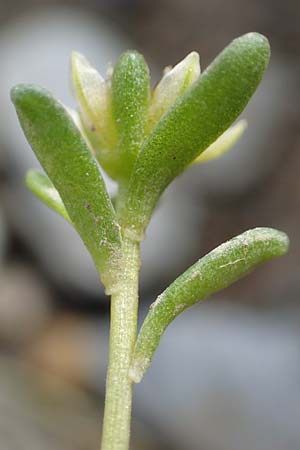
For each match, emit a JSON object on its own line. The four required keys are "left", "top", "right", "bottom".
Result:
{"left": 100, "top": 236, "right": 140, "bottom": 450}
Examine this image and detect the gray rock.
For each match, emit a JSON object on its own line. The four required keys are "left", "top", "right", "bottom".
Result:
{"left": 0, "top": 208, "right": 7, "bottom": 265}
{"left": 0, "top": 355, "right": 160, "bottom": 450}
{"left": 135, "top": 303, "right": 300, "bottom": 450}
{"left": 0, "top": 264, "right": 52, "bottom": 345}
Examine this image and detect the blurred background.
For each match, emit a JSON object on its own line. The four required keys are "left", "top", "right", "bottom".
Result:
{"left": 0, "top": 0, "right": 299, "bottom": 449}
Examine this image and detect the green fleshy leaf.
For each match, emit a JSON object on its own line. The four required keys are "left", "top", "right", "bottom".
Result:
{"left": 11, "top": 84, "right": 122, "bottom": 290}
{"left": 111, "top": 50, "right": 150, "bottom": 180}
{"left": 120, "top": 33, "right": 270, "bottom": 240}
{"left": 130, "top": 228, "right": 289, "bottom": 383}
{"left": 26, "top": 169, "right": 71, "bottom": 222}
{"left": 193, "top": 119, "right": 247, "bottom": 164}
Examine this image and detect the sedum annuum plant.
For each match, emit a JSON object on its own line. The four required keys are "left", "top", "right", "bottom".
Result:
{"left": 11, "top": 33, "right": 289, "bottom": 450}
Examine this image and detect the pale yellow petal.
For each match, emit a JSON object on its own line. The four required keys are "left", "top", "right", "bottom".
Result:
{"left": 71, "top": 51, "right": 107, "bottom": 131}
{"left": 148, "top": 51, "right": 200, "bottom": 130}
{"left": 71, "top": 51, "right": 117, "bottom": 151}
{"left": 194, "top": 119, "right": 247, "bottom": 164}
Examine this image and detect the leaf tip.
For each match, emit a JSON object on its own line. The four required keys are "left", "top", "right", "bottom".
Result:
{"left": 11, "top": 84, "right": 50, "bottom": 113}
{"left": 185, "top": 50, "right": 200, "bottom": 72}
{"left": 244, "top": 32, "right": 270, "bottom": 47}
{"left": 120, "top": 49, "right": 145, "bottom": 62}
{"left": 24, "top": 168, "right": 35, "bottom": 185}
{"left": 267, "top": 228, "right": 289, "bottom": 256}
{"left": 244, "top": 227, "right": 289, "bottom": 259}
{"left": 70, "top": 50, "right": 83, "bottom": 64}
{"left": 238, "top": 32, "right": 270, "bottom": 63}
{"left": 11, "top": 83, "right": 27, "bottom": 105}
{"left": 114, "top": 49, "right": 150, "bottom": 82}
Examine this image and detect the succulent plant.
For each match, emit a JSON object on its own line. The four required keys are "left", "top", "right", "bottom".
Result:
{"left": 11, "top": 32, "right": 289, "bottom": 450}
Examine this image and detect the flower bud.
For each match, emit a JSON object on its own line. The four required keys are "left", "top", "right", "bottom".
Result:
{"left": 148, "top": 51, "right": 200, "bottom": 131}
{"left": 71, "top": 51, "right": 116, "bottom": 150}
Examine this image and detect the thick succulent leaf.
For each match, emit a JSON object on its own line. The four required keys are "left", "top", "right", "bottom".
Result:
{"left": 111, "top": 50, "right": 150, "bottom": 180}
{"left": 193, "top": 119, "right": 247, "bottom": 164}
{"left": 147, "top": 51, "right": 200, "bottom": 131}
{"left": 11, "top": 85, "right": 122, "bottom": 290}
{"left": 121, "top": 33, "right": 270, "bottom": 240}
{"left": 130, "top": 228, "right": 289, "bottom": 383}
{"left": 26, "top": 169, "right": 71, "bottom": 222}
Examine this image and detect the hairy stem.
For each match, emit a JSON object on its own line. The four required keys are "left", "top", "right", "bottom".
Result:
{"left": 101, "top": 235, "right": 140, "bottom": 450}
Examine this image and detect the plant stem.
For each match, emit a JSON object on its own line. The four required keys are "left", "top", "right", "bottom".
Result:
{"left": 101, "top": 235, "right": 140, "bottom": 450}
